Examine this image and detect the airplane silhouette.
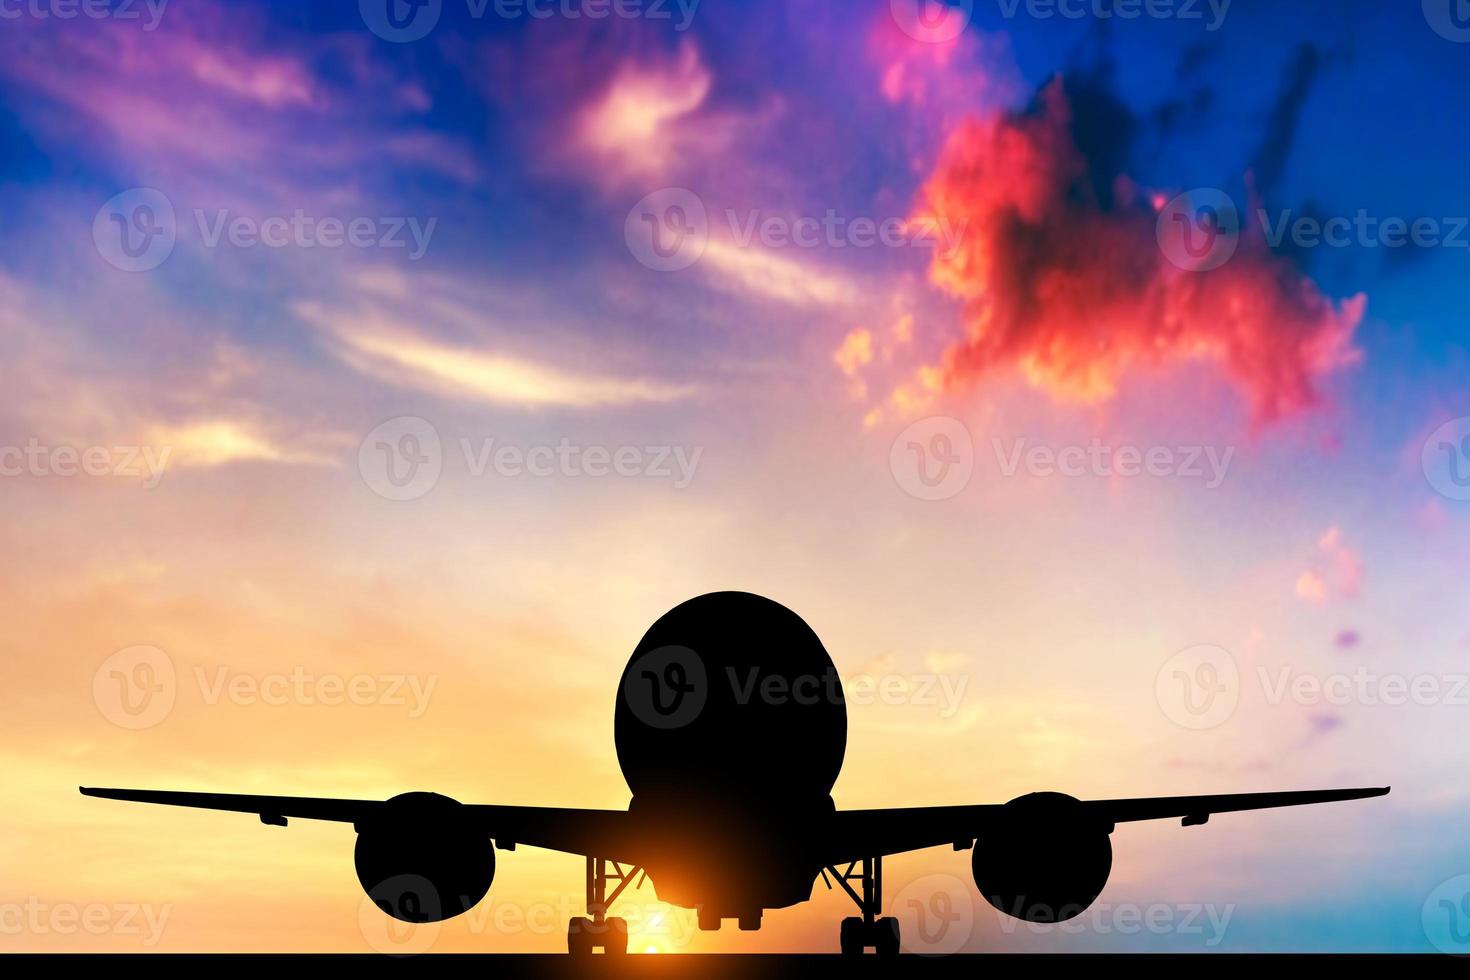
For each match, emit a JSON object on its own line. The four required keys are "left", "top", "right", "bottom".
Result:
{"left": 82, "top": 591, "right": 1389, "bottom": 956}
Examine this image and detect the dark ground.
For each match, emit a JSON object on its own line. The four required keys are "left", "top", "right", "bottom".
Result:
{"left": 13, "top": 953, "right": 1446, "bottom": 972}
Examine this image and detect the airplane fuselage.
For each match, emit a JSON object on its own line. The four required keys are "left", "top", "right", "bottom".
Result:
{"left": 612, "top": 591, "right": 849, "bottom": 921}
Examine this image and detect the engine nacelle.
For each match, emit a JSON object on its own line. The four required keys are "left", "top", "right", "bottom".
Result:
{"left": 354, "top": 792, "right": 494, "bottom": 923}
{"left": 972, "top": 792, "right": 1112, "bottom": 923}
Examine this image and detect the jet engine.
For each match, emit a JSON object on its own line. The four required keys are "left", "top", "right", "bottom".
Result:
{"left": 354, "top": 792, "right": 494, "bottom": 922}
{"left": 971, "top": 792, "right": 1112, "bottom": 923}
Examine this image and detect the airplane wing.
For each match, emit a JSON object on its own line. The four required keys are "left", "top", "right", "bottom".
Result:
{"left": 79, "top": 787, "right": 642, "bottom": 864}
{"left": 822, "top": 786, "right": 1390, "bottom": 866}
{"left": 84, "top": 784, "right": 1389, "bottom": 870}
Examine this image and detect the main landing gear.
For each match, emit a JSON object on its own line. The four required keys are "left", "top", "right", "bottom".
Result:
{"left": 567, "top": 856, "right": 643, "bottom": 955}
{"left": 825, "top": 856, "right": 900, "bottom": 957}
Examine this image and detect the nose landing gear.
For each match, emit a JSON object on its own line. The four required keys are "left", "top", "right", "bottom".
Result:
{"left": 827, "top": 856, "right": 900, "bottom": 957}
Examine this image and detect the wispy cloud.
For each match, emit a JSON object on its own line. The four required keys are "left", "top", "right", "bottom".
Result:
{"left": 700, "top": 240, "right": 859, "bottom": 308}
{"left": 299, "top": 301, "right": 693, "bottom": 409}
{"left": 0, "top": 3, "right": 475, "bottom": 199}
{"left": 148, "top": 421, "right": 333, "bottom": 469}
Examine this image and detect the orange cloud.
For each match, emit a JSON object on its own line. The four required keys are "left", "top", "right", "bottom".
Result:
{"left": 1296, "top": 525, "right": 1364, "bottom": 603}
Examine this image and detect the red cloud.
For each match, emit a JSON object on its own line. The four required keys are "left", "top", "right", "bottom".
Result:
{"left": 901, "top": 79, "right": 1365, "bottom": 429}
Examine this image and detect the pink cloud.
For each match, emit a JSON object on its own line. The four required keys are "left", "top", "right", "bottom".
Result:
{"left": 575, "top": 41, "right": 715, "bottom": 183}
{"left": 470, "top": 27, "right": 776, "bottom": 195}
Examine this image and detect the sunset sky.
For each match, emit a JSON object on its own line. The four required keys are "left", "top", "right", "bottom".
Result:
{"left": 2, "top": 0, "right": 1468, "bottom": 954}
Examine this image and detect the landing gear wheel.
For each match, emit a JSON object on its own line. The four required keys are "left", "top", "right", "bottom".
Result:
{"left": 567, "top": 917, "right": 594, "bottom": 956}
{"left": 604, "top": 917, "right": 628, "bottom": 954}
{"left": 874, "top": 916, "right": 900, "bottom": 958}
{"left": 833, "top": 857, "right": 894, "bottom": 956}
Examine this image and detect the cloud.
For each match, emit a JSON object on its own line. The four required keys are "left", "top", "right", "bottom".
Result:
{"left": 0, "top": 275, "right": 340, "bottom": 469}
{"left": 1297, "top": 525, "right": 1364, "bottom": 603}
{"left": 575, "top": 41, "right": 718, "bottom": 184}
{"left": 923, "top": 651, "right": 971, "bottom": 673}
{"left": 476, "top": 30, "right": 771, "bottom": 194}
{"left": 901, "top": 77, "right": 1363, "bottom": 428}
{"left": 298, "top": 301, "right": 694, "bottom": 409}
{"left": 1295, "top": 570, "right": 1328, "bottom": 603}
{"left": 148, "top": 421, "right": 331, "bottom": 469}
{"left": 842, "top": 43, "right": 1366, "bottom": 431}
{"left": 0, "top": 3, "right": 474, "bottom": 198}
{"left": 834, "top": 328, "right": 874, "bottom": 381}
{"left": 699, "top": 240, "right": 859, "bottom": 308}
{"left": 1251, "top": 44, "right": 1327, "bottom": 198}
